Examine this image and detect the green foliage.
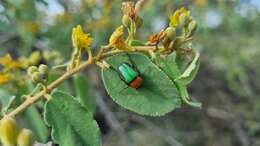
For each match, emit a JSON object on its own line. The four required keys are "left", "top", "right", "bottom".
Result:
{"left": 44, "top": 90, "right": 101, "bottom": 146}
{"left": 156, "top": 52, "right": 201, "bottom": 108}
{"left": 0, "top": 1, "right": 214, "bottom": 145}
{"left": 102, "top": 53, "right": 181, "bottom": 116}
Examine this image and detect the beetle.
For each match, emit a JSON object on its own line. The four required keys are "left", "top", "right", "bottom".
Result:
{"left": 109, "top": 54, "right": 143, "bottom": 89}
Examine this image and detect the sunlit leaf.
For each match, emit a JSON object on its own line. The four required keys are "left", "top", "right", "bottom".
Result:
{"left": 44, "top": 90, "right": 101, "bottom": 146}
{"left": 102, "top": 53, "right": 181, "bottom": 116}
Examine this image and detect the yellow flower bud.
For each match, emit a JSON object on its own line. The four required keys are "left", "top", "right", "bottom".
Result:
{"left": 27, "top": 66, "right": 38, "bottom": 76}
{"left": 42, "top": 50, "right": 52, "bottom": 61}
{"left": 29, "top": 51, "right": 41, "bottom": 65}
{"left": 162, "top": 37, "right": 171, "bottom": 49}
{"left": 174, "top": 37, "right": 185, "bottom": 48}
{"left": 135, "top": 16, "right": 143, "bottom": 29}
{"left": 17, "top": 129, "right": 34, "bottom": 146}
{"left": 165, "top": 27, "right": 176, "bottom": 40}
{"left": 0, "top": 117, "right": 20, "bottom": 146}
{"left": 169, "top": 7, "right": 190, "bottom": 27}
{"left": 38, "top": 64, "right": 49, "bottom": 75}
{"left": 188, "top": 20, "right": 197, "bottom": 36}
{"left": 179, "top": 13, "right": 190, "bottom": 26}
{"left": 122, "top": 15, "right": 131, "bottom": 28}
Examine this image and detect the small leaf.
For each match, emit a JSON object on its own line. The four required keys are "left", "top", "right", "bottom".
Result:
{"left": 157, "top": 52, "right": 202, "bottom": 108}
{"left": 44, "top": 90, "right": 101, "bottom": 146}
{"left": 102, "top": 53, "right": 181, "bottom": 116}
{"left": 131, "top": 39, "right": 145, "bottom": 46}
{"left": 73, "top": 73, "right": 96, "bottom": 113}
{"left": 175, "top": 51, "right": 200, "bottom": 85}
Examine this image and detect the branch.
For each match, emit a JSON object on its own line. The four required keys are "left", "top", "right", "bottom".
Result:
{"left": 100, "top": 46, "right": 156, "bottom": 59}
{"left": 7, "top": 59, "right": 94, "bottom": 117}
{"left": 6, "top": 46, "right": 156, "bottom": 118}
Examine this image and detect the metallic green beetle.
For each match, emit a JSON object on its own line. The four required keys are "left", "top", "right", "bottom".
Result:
{"left": 110, "top": 54, "right": 143, "bottom": 89}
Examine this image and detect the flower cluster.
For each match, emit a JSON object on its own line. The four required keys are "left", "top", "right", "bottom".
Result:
{"left": 146, "top": 7, "right": 197, "bottom": 54}
{"left": 0, "top": 52, "right": 44, "bottom": 85}
{"left": 169, "top": 7, "right": 197, "bottom": 38}
{"left": 169, "top": 7, "right": 191, "bottom": 27}
{"left": 27, "top": 64, "right": 49, "bottom": 84}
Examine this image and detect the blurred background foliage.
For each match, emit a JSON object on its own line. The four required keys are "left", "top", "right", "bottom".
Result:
{"left": 0, "top": 0, "right": 260, "bottom": 146}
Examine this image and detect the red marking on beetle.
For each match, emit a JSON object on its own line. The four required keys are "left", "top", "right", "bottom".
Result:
{"left": 129, "top": 76, "right": 143, "bottom": 89}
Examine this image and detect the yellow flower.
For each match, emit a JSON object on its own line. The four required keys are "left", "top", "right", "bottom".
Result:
{"left": 109, "top": 25, "right": 131, "bottom": 50}
{"left": 0, "top": 54, "right": 21, "bottom": 70}
{"left": 0, "top": 73, "right": 10, "bottom": 84}
{"left": 109, "top": 25, "right": 124, "bottom": 45}
{"left": 169, "top": 7, "right": 190, "bottom": 27}
{"left": 72, "top": 25, "right": 93, "bottom": 49}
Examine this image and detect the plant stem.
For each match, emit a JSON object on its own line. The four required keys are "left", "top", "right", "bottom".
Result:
{"left": 100, "top": 46, "right": 156, "bottom": 59}
{"left": 6, "top": 46, "right": 156, "bottom": 118}
{"left": 7, "top": 59, "right": 94, "bottom": 117}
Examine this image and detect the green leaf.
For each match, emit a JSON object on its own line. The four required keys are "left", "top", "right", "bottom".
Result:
{"left": 24, "top": 105, "right": 49, "bottom": 143}
{"left": 18, "top": 82, "right": 50, "bottom": 142}
{"left": 73, "top": 74, "right": 96, "bottom": 113}
{"left": 102, "top": 53, "right": 181, "bottom": 116}
{"left": 44, "top": 90, "right": 101, "bottom": 146}
{"left": 174, "top": 51, "right": 200, "bottom": 85}
{"left": 131, "top": 39, "right": 146, "bottom": 46}
{"left": 157, "top": 53, "right": 202, "bottom": 108}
